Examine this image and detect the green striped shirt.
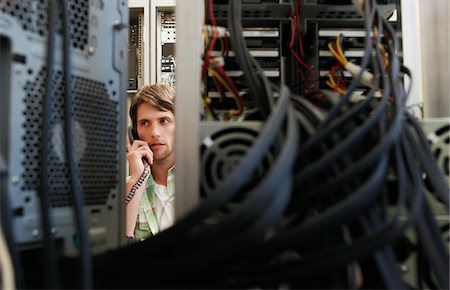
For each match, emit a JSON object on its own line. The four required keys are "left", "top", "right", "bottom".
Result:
{"left": 134, "top": 167, "right": 175, "bottom": 241}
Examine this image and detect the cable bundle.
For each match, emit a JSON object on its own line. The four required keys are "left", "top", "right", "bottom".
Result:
{"left": 248, "top": 0, "right": 448, "bottom": 288}
{"left": 92, "top": 0, "right": 448, "bottom": 289}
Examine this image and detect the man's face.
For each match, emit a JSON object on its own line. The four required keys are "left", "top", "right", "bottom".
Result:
{"left": 136, "top": 102, "right": 175, "bottom": 165}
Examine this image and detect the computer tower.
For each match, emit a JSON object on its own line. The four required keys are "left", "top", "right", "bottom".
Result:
{"left": 0, "top": 0, "right": 128, "bottom": 256}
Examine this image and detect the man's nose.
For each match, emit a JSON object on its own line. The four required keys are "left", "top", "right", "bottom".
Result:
{"left": 150, "top": 124, "right": 161, "bottom": 137}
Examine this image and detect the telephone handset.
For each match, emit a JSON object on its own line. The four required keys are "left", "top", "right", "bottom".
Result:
{"left": 126, "top": 125, "right": 150, "bottom": 205}
{"left": 128, "top": 125, "right": 150, "bottom": 165}
{"left": 128, "top": 125, "right": 139, "bottom": 143}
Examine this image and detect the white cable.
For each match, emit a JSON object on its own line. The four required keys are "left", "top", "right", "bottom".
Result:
{"left": 212, "top": 56, "right": 225, "bottom": 67}
{"left": 169, "top": 55, "right": 176, "bottom": 69}
{"left": 204, "top": 25, "right": 227, "bottom": 38}
{"left": 345, "top": 61, "right": 375, "bottom": 87}
{"left": 0, "top": 226, "right": 15, "bottom": 290}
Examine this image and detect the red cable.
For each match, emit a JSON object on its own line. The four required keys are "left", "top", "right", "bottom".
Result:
{"left": 202, "top": 0, "right": 219, "bottom": 78}
{"left": 211, "top": 61, "right": 244, "bottom": 117}
{"left": 289, "top": 0, "right": 318, "bottom": 92}
{"left": 295, "top": 0, "right": 305, "bottom": 59}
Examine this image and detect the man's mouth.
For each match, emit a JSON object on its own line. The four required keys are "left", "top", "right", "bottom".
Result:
{"left": 150, "top": 143, "right": 165, "bottom": 150}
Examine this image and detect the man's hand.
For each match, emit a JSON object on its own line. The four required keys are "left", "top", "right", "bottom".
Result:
{"left": 126, "top": 137, "right": 154, "bottom": 181}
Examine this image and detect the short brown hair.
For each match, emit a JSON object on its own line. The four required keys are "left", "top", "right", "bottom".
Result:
{"left": 129, "top": 84, "right": 175, "bottom": 129}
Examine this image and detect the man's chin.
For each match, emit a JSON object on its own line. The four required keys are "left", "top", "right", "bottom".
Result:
{"left": 153, "top": 153, "right": 168, "bottom": 162}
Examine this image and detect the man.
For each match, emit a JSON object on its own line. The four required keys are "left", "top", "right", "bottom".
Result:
{"left": 125, "top": 84, "right": 175, "bottom": 241}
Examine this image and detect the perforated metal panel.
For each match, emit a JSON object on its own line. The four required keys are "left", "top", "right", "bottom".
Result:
{"left": 22, "top": 67, "right": 119, "bottom": 207}
{"left": 0, "top": 0, "right": 89, "bottom": 50}
{"left": 1, "top": 0, "right": 128, "bottom": 255}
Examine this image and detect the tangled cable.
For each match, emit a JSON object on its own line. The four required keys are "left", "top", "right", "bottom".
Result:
{"left": 91, "top": 0, "right": 448, "bottom": 289}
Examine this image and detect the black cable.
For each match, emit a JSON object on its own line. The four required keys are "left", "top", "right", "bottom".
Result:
{"left": 268, "top": 153, "right": 389, "bottom": 252}
{"left": 403, "top": 129, "right": 450, "bottom": 289}
{"left": 246, "top": 0, "right": 398, "bottom": 274}
{"left": 300, "top": 8, "right": 388, "bottom": 155}
{"left": 59, "top": 0, "right": 92, "bottom": 288}
{"left": 228, "top": 0, "right": 271, "bottom": 118}
{"left": 244, "top": 219, "right": 398, "bottom": 285}
{"left": 400, "top": 66, "right": 413, "bottom": 101}
{"left": 294, "top": 92, "right": 386, "bottom": 186}
{"left": 160, "top": 105, "right": 298, "bottom": 285}
{"left": 417, "top": 238, "right": 439, "bottom": 289}
{"left": 227, "top": 105, "right": 298, "bottom": 239}
{"left": 251, "top": 56, "right": 275, "bottom": 109}
{"left": 298, "top": 86, "right": 377, "bottom": 157}
{"left": 405, "top": 113, "right": 450, "bottom": 207}
{"left": 293, "top": 126, "right": 409, "bottom": 253}
{"left": 399, "top": 124, "right": 448, "bottom": 289}
{"left": 296, "top": 0, "right": 404, "bottom": 194}
{"left": 319, "top": 0, "right": 376, "bottom": 128}
{"left": 244, "top": 164, "right": 423, "bottom": 287}
{"left": 186, "top": 95, "right": 298, "bottom": 248}
{"left": 39, "top": 0, "right": 61, "bottom": 288}
{"left": 360, "top": 212, "right": 406, "bottom": 289}
{"left": 162, "top": 179, "right": 294, "bottom": 280}
{"left": 294, "top": 14, "right": 390, "bottom": 191}
{"left": 416, "top": 203, "right": 450, "bottom": 289}
{"left": 294, "top": 86, "right": 388, "bottom": 190}
{"left": 187, "top": 82, "right": 288, "bottom": 220}
{"left": 251, "top": 0, "right": 417, "bottom": 279}
{"left": 291, "top": 94, "right": 326, "bottom": 134}
{"left": 154, "top": 102, "right": 299, "bottom": 273}
{"left": 117, "top": 78, "right": 291, "bottom": 257}
{"left": 404, "top": 128, "right": 448, "bottom": 257}
{"left": 218, "top": 23, "right": 400, "bottom": 280}
{"left": 264, "top": 1, "right": 416, "bottom": 287}
{"left": 291, "top": 4, "right": 395, "bottom": 204}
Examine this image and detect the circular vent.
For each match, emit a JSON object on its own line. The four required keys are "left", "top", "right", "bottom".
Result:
{"left": 22, "top": 67, "right": 119, "bottom": 207}
{"left": 200, "top": 126, "right": 274, "bottom": 198}
{"left": 0, "top": 0, "right": 89, "bottom": 50}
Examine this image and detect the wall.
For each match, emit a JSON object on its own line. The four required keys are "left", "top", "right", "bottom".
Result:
{"left": 419, "top": 0, "right": 450, "bottom": 117}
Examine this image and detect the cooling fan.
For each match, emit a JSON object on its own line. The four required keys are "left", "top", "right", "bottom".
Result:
{"left": 421, "top": 117, "right": 450, "bottom": 237}
{"left": 421, "top": 118, "right": 450, "bottom": 194}
{"left": 399, "top": 118, "right": 450, "bottom": 289}
{"left": 200, "top": 122, "right": 274, "bottom": 199}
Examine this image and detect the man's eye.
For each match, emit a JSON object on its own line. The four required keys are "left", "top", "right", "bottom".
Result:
{"left": 140, "top": 121, "right": 148, "bottom": 126}
{"left": 160, "top": 119, "right": 169, "bottom": 124}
